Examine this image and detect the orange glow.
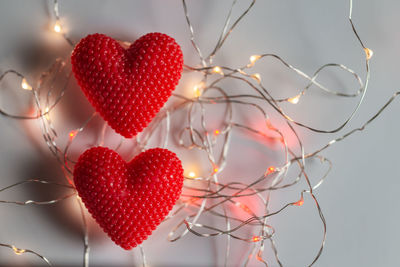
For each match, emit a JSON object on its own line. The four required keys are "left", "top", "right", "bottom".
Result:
{"left": 242, "top": 205, "right": 251, "bottom": 213}
{"left": 54, "top": 21, "right": 62, "bottom": 33}
{"left": 193, "top": 83, "right": 204, "bottom": 97}
{"left": 214, "top": 129, "right": 220, "bottom": 135}
{"left": 248, "top": 55, "right": 261, "bottom": 67}
{"left": 236, "top": 202, "right": 251, "bottom": 213}
{"left": 250, "top": 55, "right": 261, "bottom": 64}
{"left": 251, "top": 73, "right": 261, "bottom": 83}
{"left": 28, "top": 107, "right": 37, "bottom": 117}
{"left": 364, "top": 47, "right": 373, "bottom": 60}
{"left": 288, "top": 95, "right": 300, "bottom": 104}
{"left": 21, "top": 78, "right": 32, "bottom": 90}
{"left": 188, "top": 171, "right": 196, "bottom": 178}
{"left": 293, "top": 196, "right": 304, "bottom": 206}
{"left": 213, "top": 167, "right": 219, "bottom": 173}
{"left": 252, "top": 236, "right": 261, "bottom": 242}
{"left": 12, "top": 245, "right": 25, "bottom": 255}
{"left": 69, "top": 130, "right": 78, "bottom": 140}
{"left": 212, "top": 66, "right": 224, "bottom": 75}
{"left": 265, "top": 166, "right": 275, "bottom": 175}
{"left": 252, "top": 117, "right": 301, "bottom": 151}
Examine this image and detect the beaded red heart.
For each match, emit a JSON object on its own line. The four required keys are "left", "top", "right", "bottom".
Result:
{"left": 71, "top": 33, "right": 183, "bottom": 138}
{"left": 73, "top": 147, "right": 184, "bottom": 249}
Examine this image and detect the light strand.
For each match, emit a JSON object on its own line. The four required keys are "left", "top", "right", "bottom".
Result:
{"left": 0, "top": 0, "right": 398, "bottom": 266}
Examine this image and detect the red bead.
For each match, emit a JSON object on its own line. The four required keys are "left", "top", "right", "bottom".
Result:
{"left": 71, "top": 33, "right": 183, "bottom": 138}
{"left": 73, "top": 147, "right": 184, "bottom": 250}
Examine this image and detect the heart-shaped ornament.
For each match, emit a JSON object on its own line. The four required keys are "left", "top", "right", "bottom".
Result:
{"left": 73, "top": 147, "right": 184, "bottom": 249}
{"left": 71, "top": 33, "right": 183, "bottom": 138}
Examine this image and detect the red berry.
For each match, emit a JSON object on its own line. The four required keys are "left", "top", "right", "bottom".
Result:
{"left": 73, "top": 147, "right": 184, "bottom": 249}
{"left": 71, "top": 33, "right": 183, "bottom": 138}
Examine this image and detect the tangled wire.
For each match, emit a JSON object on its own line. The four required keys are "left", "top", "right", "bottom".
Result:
{"left": 1, "top": 0, "right": 399, "bottom": 266}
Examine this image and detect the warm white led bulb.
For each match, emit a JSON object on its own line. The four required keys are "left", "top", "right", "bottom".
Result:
{"left": 12, "top": 245, "right": 25, "bottom": 255}
{"left": 252, "top": 73, "right": 261, "bottom": 83}
{"left": 193, "top": 82, "right": 204, "bottom": 97}
{"left": 288, "top": 95, "right": 300, "bottom": 104}
{"left": 54, "top": 21, "right": 61, "bottom": 33}
{"left": 44, "top": 107, "right": 50, "bottom": 120}
{"left": 364, "top": 47, "right": 373, "bottom": 60}
{"left": 212, "top": 66, "right": 223, "bottom": 75}
{"left": 21, "top": 78, "right": 32, "bottom": 90}
{"left": 250, "top": 55, "right": 260, "bottom": 63}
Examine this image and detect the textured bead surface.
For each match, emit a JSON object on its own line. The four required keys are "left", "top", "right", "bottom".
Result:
{"left": 73, "top": 147, "right": 184, "bottom": 249}
{"left": 71, "top": 33, "right": 183, "bottom": 138}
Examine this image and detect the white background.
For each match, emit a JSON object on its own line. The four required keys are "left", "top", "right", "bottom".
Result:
{"left": 0, "top": 0, "right": 399, "bottom": 266}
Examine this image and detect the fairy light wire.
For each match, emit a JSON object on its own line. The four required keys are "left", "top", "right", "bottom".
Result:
{"left": 0, "top": 0, "right": 398, "bottom": 266}
{"left": 0, "top": 243, "right": 52, "bottom": 266}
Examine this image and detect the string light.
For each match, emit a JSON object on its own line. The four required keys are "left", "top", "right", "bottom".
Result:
{"left": 0, "top": 0, "right": 395, "bottom": 266}
{"left": 53, "top": 20, "right": 62, "bottom": 33}
{"left": 44, "top": 107, "right": 50, "bottom": 120}
{"left": 251, "top": 73, "right": 261, "bottom": 83}
{"left": 265, "top": 166, "right": 275, "bottom": 175}
{"left": 193, "top": 83, "right": 203, "bottom": 97}
{"left": 234, "top": 202, "right": 251, "bottom": 213}
{"left": 68, "top": 129, "right": 78, "bottom": 140}
{"left": 12, "top": 246, "right": 25, "bottom": 255}
{"left": 288, "top": 95, "right": 301, "bottom": 104}
{"left": 364, "top": 47, "right": 373, "bottom": 60}
{"left": 293, "top": 196, "right": 304, "bottom": 207}
{"left": 21, "top": 78, "right": 32, "bottom": 90}
{"left": 248, "top": 55, "right": 261, "bottom": 67}
{"left": 212, "top": 66, "right": 224, "bottom": 75}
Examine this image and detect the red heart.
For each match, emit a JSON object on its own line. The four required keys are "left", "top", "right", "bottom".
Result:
{"left": 73, "top": 147, "right": 184, "bottom": 249}
{"left": 71, "top": 33, "right": 183, "bottom": 138}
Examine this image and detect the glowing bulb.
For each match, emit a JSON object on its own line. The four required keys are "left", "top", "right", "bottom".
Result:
{"left": 12, "top": 246, "right": 25, "bottom": 255}
{"left": 235, "top": 202, "right": 251, "bottom": 212}
{"left": 265, "top": 166, "right": 275, "bottom": 175}
{"left": 242, "top": 204, "right": 250, "bottom": 212}
{"left": 192, "top": 81, "right": 205, "bottom": 97}
{"left": 212, "top": 66, "right": 223, "bottom": 75}
{"left": 21, "top": 78, "right": 32, "bottom": 90}
{"left": 288, "top": 95, "right": 300, "bottom": 104}
{"left": 293, "top": 196, "right": 304, "bottom": 206}
{"left": 252, "top": 236, "right": 261, "bottom": 242}
{"left": 213, "top": 167, "right": 219, "bottom": 173}
{"left": 251, "top": 73, "right": 261, "bottom": 83}
{"left": 193, "top": 85, "right": 201, "bottom": 97}
{"left": 69, "top": 129, "right": 78, "bottom": 140}
{"left": 54, "top": 21, "right": 62, "bottom": 33}
{"left": 44, "top": 107, "right": 50, "bottom": 120}
{"left": 364, "top": 47, "right": 373, "bottom": 60}
{"left": 214, "top": 130, "right": 220, "bottom": 135}
{"left": 188, "top": 171, "right": 196, "bottom": 178}
{"left": 250, "top": 55, "right": 261, "bottom": 64}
